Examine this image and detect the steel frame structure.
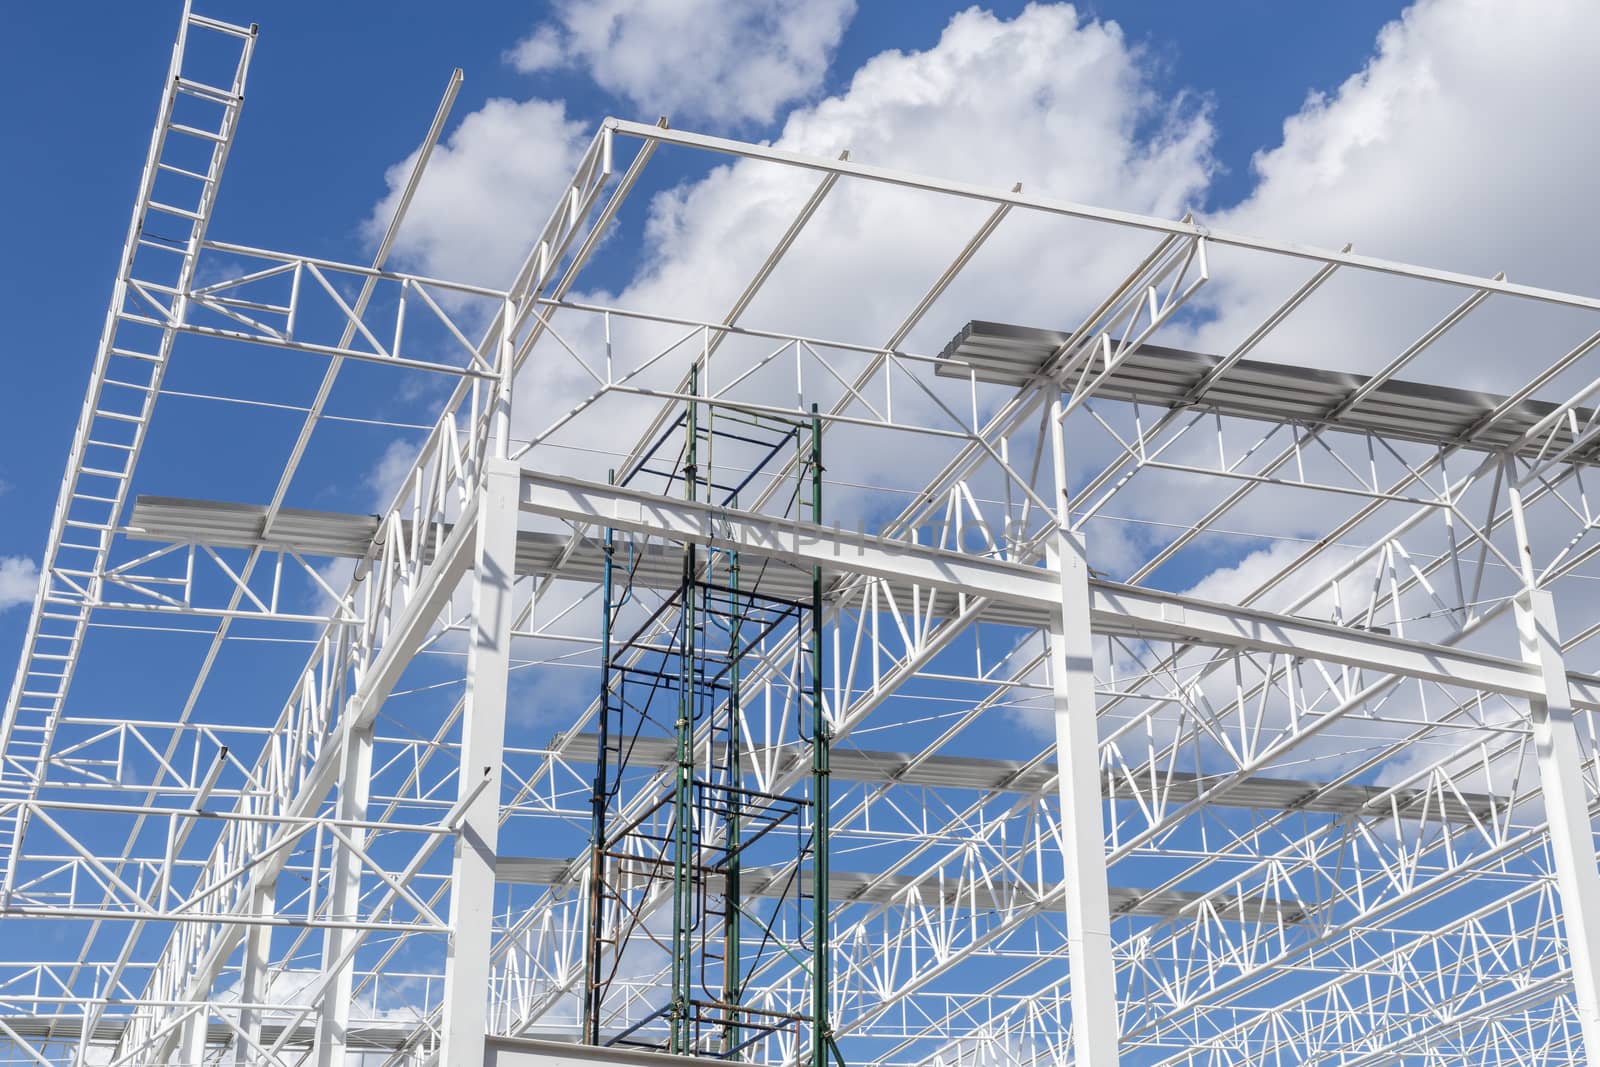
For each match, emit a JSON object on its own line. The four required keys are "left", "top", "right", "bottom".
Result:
{"left": 8, "top": 6, "right": 1600, "bottom": 1067}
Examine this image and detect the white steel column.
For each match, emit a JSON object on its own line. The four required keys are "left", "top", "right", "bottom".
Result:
{"left": 178, "top": 1007, "right": 207, "bottom": 1067}
{"left": 439, "top": 453, "right": 520, "bottom": 1066}
{"left": 233, "top": 880, "right": 276, "bottom": 1067}
{"left": 1048, "top": 398, "right": 1121, "bottom": 1066}
{"left": 313, "top": 729, "right": 373, "bottom": 1065}
{"left": 1515, "top": 589, "right": 1600, "bottom": 1052}
{"left": 1506, "top": 454, "right": 1600, "bottom": 1054}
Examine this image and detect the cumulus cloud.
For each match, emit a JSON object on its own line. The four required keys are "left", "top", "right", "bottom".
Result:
{"left": 371, "top": 0, "right": 1600, "bottom": 621}
{"left": 520, "top": 4, "right": 1215, "bottom": 508}
{"left": 371, "top": 3, "right": 1216, "bottom": 545}
{"left": 625, "top": 1, "right": 1213, "bottom": 303}
{"left": 1192, "top": 0, "right": 1600, "bottom": 398}
{"left": 381, "top": 1, "right": 1215, "bottom": 340}
{"left": 361, "top": 2, "right": 1221, "bottom": 723}
{"left": 365, "top": 97, "right": 590, "bottom": 288}
{"left": 1224, "top": 0, "right": 1600, "bottom": 279}
{"left": 0, "top": 556, "right": 39, "bottom": 612}
{"left": 507, "top": 0, "right": 857, "bottom": 126}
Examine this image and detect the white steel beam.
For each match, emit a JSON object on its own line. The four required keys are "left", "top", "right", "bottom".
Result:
{"left": 518, "top": 469, "right": 1549, "bottom": 701}
{"left": 312, "top": 729, "right": 373, "bottom": 1066}
{"left": 230, "top": 881, "right": 274, "bottom": 1067}
{"left": 1505, "top": 449, "right": 1600, "bottom": 1058}
{"left": 1048, "top": 398, "right": 1119, "bottom": 1067}
{"left": 603, "top": 118, "right": 1600, "bottom": 313}
{"left": 439, "top": 457, "right": 521, "bottom": 1066}
{"left": 29, "top": 16, "right": 1600, "bottom": 1061}
{"left": 1517, "top": 592, "right": 1600, "bottom": 1054}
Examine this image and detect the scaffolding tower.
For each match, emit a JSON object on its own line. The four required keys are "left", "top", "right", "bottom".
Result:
{"left": 585, "top": 386, "right": 837, "bottom": 1066}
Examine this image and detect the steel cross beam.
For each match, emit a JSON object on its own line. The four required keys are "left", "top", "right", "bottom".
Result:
{"left": 492, "top": 438, "right": 1593, "bottom": 1055}
{"left": 321, "top": 396, "right": 1561, "bottom": 1055}
{"left": 272, "top": 412, "right": 1587, "bottom": 1062}
{"left": 517, "top": 468, "right": 1553, "bottom": 701}
{"left": 602, "top": 118, "right": 1600, "bottom": 313}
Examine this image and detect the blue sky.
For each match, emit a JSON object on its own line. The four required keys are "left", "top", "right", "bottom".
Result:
{"left": 3, "top": 0, "right": 1592, "bottom": 662}
{"left": 0, "top": 0, "right": 1393, "bottom": 579}
{"left": 6, "top": 2, "right": 1600, "bottom": 1050}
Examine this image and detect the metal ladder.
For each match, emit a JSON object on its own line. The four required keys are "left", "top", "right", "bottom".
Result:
{"left": 0, "top": 5, "right": 255, "bottom": 888}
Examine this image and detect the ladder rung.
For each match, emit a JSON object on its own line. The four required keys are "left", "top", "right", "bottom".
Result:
{"left": 86, "top": 439, "right": 136, "bottom": 452}
{"left": 156, "top": 160, "right": 213, "bottom": 182}
{"left": 109, "top": 347, "right": 162, "bottom": 362}
{"left": 95, "top": 410, "right": 146, "bottom": 425}
{"left": 186, "top": 12, "right": 255, "bottom": 38}
{"left": 173, "top": 78, "right": 238, "bottom": 106}
{"left": 168, "top": 121, "right": 227, "bottom": 145}
{"left": 79, "top": 467, "right": 128, "bottom": 480}
{"left": 134, "top": 237, "right": 187, "bottom": 255}
{"left": 147, "top": 201, "right": 205, "bottom": 224}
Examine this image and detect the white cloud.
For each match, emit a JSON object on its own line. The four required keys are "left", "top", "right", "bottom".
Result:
{"left": 384, "top": 2, "right": 1214, "bottom": 346}
{"left": 370, "top": 437, "right": 424, "bottom": 510}
{"left": 1181, "top": 539, "right": 1367, "bottom": 617}
{"left": 507, "top": 0, "right": 857, "bottom": 126}
{"left": 372, "top": 0, "right": 1600, "bottom": 674}
{"left": 507, "top": 25, "right": 566, "bottom": 73}
{"left": 366, "top": 97, "right": 590, "bottom": 288}
{"left": 0, "top": 556, "right": 39, "bottom": 612}
{"left": 368, "top": 2, "right": 1218, "bottom": 588}
{"left": 526, "top": 3, "right": 1212, "bottom": 488}
{"left": 1224, "top": 0, "right": 1600, "bottom": 280}
{"left": 1194, "top": 0, "right": 1600, "bottom": 395}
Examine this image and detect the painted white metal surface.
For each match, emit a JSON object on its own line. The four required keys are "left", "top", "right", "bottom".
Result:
{"left": 7, "top": 7, "right": 1600, "bottom": 1067}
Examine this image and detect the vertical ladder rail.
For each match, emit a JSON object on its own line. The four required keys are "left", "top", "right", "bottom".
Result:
{"left": 0, "top": 6, "right": 255, "bottom": 888}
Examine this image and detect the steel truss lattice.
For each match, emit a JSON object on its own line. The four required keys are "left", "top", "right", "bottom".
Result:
{"left": 7, "top": 6, "right": 1600, "bottom": 1067}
